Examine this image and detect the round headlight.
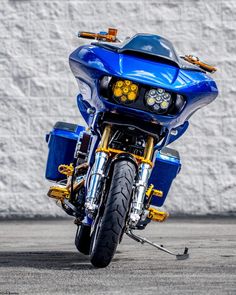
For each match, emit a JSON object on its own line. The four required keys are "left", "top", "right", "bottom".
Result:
{"left": 112, "top": 79, "right": 139, "bottom": 103}
{"left": 163, "top": 92, "right": 171, "bottom": 101}
{"left": 146, "top": 96, "right": 156, "bottom": 106}
{"left": 145, "top": 87, "right": 172, "bottom": 113}
{"left": 157, "top": 88, "right": 164, "bottom": 94}
{"left": 160, "top": 100, "right": 169, "bottom": 109}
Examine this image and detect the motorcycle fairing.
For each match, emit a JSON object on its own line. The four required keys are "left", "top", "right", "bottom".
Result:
{"left": 69, "top": 44, "right": 218, "bottom": 133}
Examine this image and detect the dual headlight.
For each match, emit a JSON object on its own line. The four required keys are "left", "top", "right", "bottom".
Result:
{"left": 145, "top": 88, "right": 171, "bottom": 113}
{"left": 113, "top": 79, "right": 139, "bottom": 103}
{"left": 100, "top": 76, "right": 185, "bottom": 115}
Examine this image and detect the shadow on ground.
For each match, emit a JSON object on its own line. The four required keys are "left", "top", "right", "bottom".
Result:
{"left": 0, "top": 251, "right": 96, "bottom": 270}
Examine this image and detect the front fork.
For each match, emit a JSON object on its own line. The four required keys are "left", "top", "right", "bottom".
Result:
{"left": 85, "top": 125, "right": 111, "bottom": 218}
{"left": 129, "top": 136, "right": 154, "bottom": 225}
{"left": 84, "top": 124, "right": 155, "bottom": 224}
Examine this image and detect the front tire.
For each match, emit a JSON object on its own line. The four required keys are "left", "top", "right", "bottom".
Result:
{"left": 90, "top": 160, "right": 136, "bottom": 268}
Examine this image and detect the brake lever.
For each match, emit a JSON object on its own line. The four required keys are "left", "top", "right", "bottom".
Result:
{"left": 181, "top": 55, "right": 217, "bottom": 73}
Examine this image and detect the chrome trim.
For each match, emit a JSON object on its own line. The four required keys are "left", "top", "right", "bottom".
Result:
{"left": 85, "top": 151, "right": 108, "bottom": 217}
{"left": 130, "top": 162, "right": 152, "bottom": 225}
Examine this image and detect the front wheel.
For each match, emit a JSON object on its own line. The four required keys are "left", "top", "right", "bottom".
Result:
{"left": 90, "top": 159, "right": 136, "bottom": 268}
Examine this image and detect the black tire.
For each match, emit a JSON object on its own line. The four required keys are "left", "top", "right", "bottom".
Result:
{"left": 75, "top": 224, "right": 91, "bottom": 255}
{"left": 90, "top": 160, "right": 136, "bottom": 268}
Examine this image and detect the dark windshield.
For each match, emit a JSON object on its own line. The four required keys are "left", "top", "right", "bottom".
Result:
{"left": 118, "top": 34, "right": 179, "bottom": 63}
{"left": 93, "top": 34, "right": 179, "bottom": 65}
{"left": 93, "top": 33, "right": 204, "bottom": 71}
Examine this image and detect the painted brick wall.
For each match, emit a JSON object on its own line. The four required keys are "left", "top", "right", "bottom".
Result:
{"left": 0, "top": 0, "right": 235, "bottom": 218}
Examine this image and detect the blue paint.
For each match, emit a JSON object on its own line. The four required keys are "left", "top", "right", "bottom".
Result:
{"left": 46, "top": 34, "right": 218, "bottom": 208}
{"left": 69, "top": 43, "right": 218, "bottom": 133}
{"left": 149, "top": 151, "right": 181, "bottom": 207}
{"left": 45, "top": 123, "right": 85, "bottom": 181}
{"left": 68, "top": 34, "right": 218, "bottom": 207}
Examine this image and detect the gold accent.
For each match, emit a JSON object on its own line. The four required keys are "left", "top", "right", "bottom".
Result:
{"left": 143, "top": 136, "right": 154, "bottom": 162}
{"left": 124, "top": 80, "right": 131, "bottom": 86}
{"left": 183, "top": 55, "right": 217, "bottom": 73}
{"left": 114, "top": 87, "right": 123, "bottom": 97}
{"left": 146, "top": 185, "right": 163, "bottom": 199}
{"left": 99, "top": 125, "right": 112, "bottom": 149}
{"left": 48, "top": 178, "right": 85, "bottom": 202}
{"left": 152, "top": 189, "right": 163, "bottom": 198}
{"left": 148, "top": 207, "right": 169, "bottom": 222}
{"left": 47, "top": 186, "right": 70, "bottom": 201}
{"left": 145, "top": 184, "right": 163, "bottom": 208}
{"left": 58, "top": 163, "right": 74, "bottom": 176}
{"left": 123, "top": 87, "right": 129, "bottom": 94}
{"left": 130, "top": 84, "right": 138, "bottom": 91}
{"left": 146, "top": 184, "right": 154, "bottom": 198}
{"left": 113, "top": 79, "right": 138, "bottom": 102}
{"left": 117, "top": 80, "right": 124, "bottom": 87}
{"left": 127, "top": 91, "right": 136, "bottom": 101}
{"left": 96, "top": 147, "right": 142, "bottom": 162}
{"left": 96, "top": 130, "right": 154, "bottom": 166}
{"left": 78, "top": 28, "right": 118, "bottom": 43}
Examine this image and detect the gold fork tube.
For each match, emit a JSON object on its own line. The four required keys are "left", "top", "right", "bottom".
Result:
{"left": 99, "top": 125, "right": 112, "bottom": 149}
{"left": 143, "top": 136, "right": 154, "bottom": 161}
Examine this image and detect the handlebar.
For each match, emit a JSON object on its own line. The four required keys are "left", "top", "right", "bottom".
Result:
{"left": 78, "top": 28, "right": 119, "bottom": 43}
{"left": 182, "top": 55, "right": 217, "bottom": 73}
{"left": 78, "top": 31, "right": 99, "bottom": 40}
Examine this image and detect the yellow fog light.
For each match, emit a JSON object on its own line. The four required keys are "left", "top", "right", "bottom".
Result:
{"left": 114, "top": 87, "right": 123, "bottom": 97}
{"left": 127, "top": 91, "right": 136, "bottom": 101}
{"left": 117, "top": 80, "right": 124, "bottom": 87}
{"left": 124, "top": 80, "right": 131, "bottom": 86}
{"left": 123, "top": 87, "right": 129, "bottom": 94}
{"left": 130, "top": 84, "right": 138, "bottom": 91}
{"left": 112, "top": 79, "right": 139, "bottom": 103}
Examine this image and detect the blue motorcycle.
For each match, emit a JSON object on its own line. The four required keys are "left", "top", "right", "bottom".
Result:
{"left": 45, "top": 28, "right": 218, "bottom": 267}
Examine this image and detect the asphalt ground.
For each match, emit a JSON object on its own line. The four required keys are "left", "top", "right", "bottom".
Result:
{"left": 0, "top": 218, "right": 235, "bottom": 295}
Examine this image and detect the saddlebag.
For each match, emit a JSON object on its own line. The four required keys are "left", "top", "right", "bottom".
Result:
{"left": 45, "top": 122, "right": 85, "bottom": 181}
{"left": 148, "top": 147, "right": 181, "bottom": 207}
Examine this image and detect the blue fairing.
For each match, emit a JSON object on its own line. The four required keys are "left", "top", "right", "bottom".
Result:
{"left": 69, "top": 43, "right": 218, "bottom": 134}
{"left": 42, "top": 34, "right": 218, "bottom": 210}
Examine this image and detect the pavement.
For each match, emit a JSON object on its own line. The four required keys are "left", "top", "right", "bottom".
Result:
{"left": 0, "top": 218, "right": 235, "bottom": 295}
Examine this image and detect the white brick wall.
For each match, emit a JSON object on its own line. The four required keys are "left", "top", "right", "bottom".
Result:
{"left": 0, "top": 0, "right": 235, "bottom": 217}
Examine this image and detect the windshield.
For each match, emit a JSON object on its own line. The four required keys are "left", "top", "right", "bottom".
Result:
{"left": 93, "top": 33, "right": 203, "bottom": 71}
{"left": 118, "top": 34, "right": 179, "bottom": 63}
{"left": 94, "top": 34, "right": 180, "bottom": 65}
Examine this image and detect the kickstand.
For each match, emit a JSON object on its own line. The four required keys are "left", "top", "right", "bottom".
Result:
{"left": 126, "top": 229, "right": 189, "bottom": 260}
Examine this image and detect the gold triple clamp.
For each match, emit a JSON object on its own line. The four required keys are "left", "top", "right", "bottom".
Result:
{"left": 145, "top": 184, "right": 169, "bottom": 222}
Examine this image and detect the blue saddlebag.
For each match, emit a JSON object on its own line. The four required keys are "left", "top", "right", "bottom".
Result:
{"left": 148, "top": 147, "right": 181, "bottom": 207}
{"left": 45, "top": 122, "right": 85, "bottom": 181}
